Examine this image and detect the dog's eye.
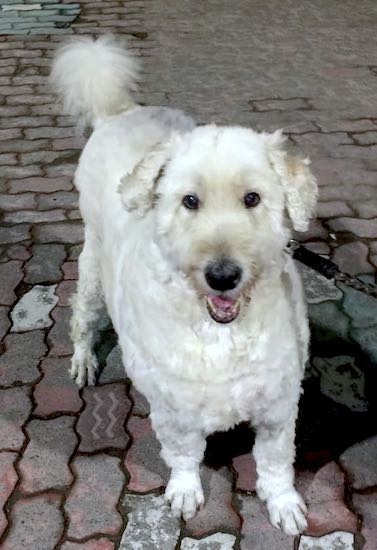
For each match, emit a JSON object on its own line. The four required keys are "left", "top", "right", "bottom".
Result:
{"left": 244, "top": 192, "right": 260, "bottom": 208}
{"left": 182, "top": 194, "right": 199, "bottom": 210}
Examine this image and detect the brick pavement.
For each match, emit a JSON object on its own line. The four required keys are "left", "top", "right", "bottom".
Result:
{"left": 1, "top": 1, "right": 377, "bottom": 548}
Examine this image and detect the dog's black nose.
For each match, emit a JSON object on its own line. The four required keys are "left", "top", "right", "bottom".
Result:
{"left": 205, "top": 259, "right": 242, "bottom": 291}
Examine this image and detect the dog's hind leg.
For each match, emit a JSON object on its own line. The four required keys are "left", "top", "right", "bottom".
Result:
{"left": 70, "top": 227, "right": 103, "bottom": 387}
{"left": 150, "top": 408, "right": 206, "bottom": 521}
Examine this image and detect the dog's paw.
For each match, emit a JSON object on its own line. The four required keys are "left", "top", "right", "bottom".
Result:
{"left": 70, "top": 345, "right": 98, "bottom": 388}
{"left": 267, "top": 490, "right": 307, "bottom": 536}
{"left": 165, "top": 471, "right": 204, "bottom": 521}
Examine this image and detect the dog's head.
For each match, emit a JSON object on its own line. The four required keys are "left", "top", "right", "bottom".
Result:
{"left": 119, "top": 126, "right": 317, "bottom": 323}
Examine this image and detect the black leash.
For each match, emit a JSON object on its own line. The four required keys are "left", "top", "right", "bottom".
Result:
{"left": 288, "top": 240, "right": 377, "bottom": 299}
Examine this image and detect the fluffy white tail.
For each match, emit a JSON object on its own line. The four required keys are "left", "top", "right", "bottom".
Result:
{"left": 50, "top": 35, "right": 139, "bottom": 126}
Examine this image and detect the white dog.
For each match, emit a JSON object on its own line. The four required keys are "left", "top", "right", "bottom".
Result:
{"left": 51, "top": 36, "right": 318, "bottom": 535}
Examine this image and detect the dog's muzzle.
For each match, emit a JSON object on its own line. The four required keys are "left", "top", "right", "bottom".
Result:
{"left": 204, "top": 259, "right": 242, "bottom": 323}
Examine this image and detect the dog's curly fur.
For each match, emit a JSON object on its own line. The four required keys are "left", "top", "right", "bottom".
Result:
{"left": 51, "top": 35, "right": 318, "bottom": 535}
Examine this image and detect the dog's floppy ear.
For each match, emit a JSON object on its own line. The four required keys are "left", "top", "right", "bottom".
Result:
{"left": 118, "top": 142, "right": 170, "bottom": 216}
{"left": 265, "top": 130, "right": 318, "bottom": 232}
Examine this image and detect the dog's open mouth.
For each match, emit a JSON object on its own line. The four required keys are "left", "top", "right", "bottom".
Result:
{"left": 205, "top": 295, "right": 240, "bottom": 323}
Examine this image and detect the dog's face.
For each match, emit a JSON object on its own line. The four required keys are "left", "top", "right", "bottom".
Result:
{"left": 120, "top": 126, "right": 317, "bottom": 323}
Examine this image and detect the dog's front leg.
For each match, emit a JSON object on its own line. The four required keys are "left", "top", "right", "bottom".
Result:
{"left": 150, "top": 409, "right": 206, "bottom": 521}
{"left": 253, "top": 413, "right": 307, "bottom": 536}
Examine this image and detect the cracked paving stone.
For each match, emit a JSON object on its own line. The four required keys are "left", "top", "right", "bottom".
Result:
{"left": 232, "top": 453, "right": 257, "bottom": 492}
{"left": 19, "top": 416, "right": 77, "bottom": 494}
{"left": 352, "top": 493, "right": 377, "bottom": 550}
{"left": 181, "top": 533, "right": 237, "bottom": 549}
{"left": 77, "top": 384, "right": 131, "bottom": 452}
{"left": 99, "top": 344, "right": 126, "bottom": 384}
{"left": 297, "top": 462, "right": 357, "bottom": 536}
{"left": 298, "top": 263, "right": 343, "bottom": 304}
{"left": 34, "top": 356, "right": 82, "bottom": 416}
{"left": 0, "top": 260, "right": 23, "bottom": 305}
{"left": 339, "top": 436, "right": 377, "bottom": 490}
{"left": 61, "top": 540, "right": 115, "bottom": 550}
{"left": 298, "top": 531, "right": 354, "bottom": 549}
{"left": 238, "top": 495, "right": 294, "bottom": 549}
{"left": 47, "top": 306, "right": 73, "bottom": 356}
{"left": 125, "top": 416, "right": 169, "bottom": 492}
{"left": 24, "top": 244, "right": 66, "bottom": 284}
{"left": 11, "top": 284, "right": 58, "bottom": 332}
{"left": 0, "top": 387, "right": 32, "bottom": 450}
{"left": 312, "top": 355, "right": 367, "bottom": 412}
{"left": 309, "top": 301, "right": 350, "bottom": 342}
{"left": 119, "top": 494, "right": 180, "bottom": 550}
{"left": 1, "top": 493, "right": 64, "bottom": 550}
{"left": 342, "top": 283, "right": 377, "bottom": 329}
{"left": 185, "top": 466, "right": 240, "bottom": 537}
{"left": 0, "top": 451, "right": 18, "bottom": 538}
{"left": 0, "top": 330, "right": 46, "bottom": 386}
{"left": 65, "top": 454, "right": 124, "bottom": 539}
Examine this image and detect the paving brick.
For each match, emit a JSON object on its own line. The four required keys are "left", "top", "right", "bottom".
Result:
{"left": 181, "top": 533, "right": 237, "bottom": 549}
{"left": 351, "top": 325, "right": 377, "bottom": 363}
{"left": 19, "top": 417, "right": 77, "bottom": 493}
{"left": 0, "top": 225, "right": 30, "bottom": 245}
{"left": 238, "top": 495, "right": 294, "bottom": 549}
{"left": 332, "top": 241, "right": 373, "bottom": 275}
{"left": 1, "top": 493, "right": 63, "bottom": 550}
{"left": 0, "top": 260, "right": 23, "bottom": 305}
{"left": 0, "top": 386, "right": 32, "bottom": 450}
{"left": 33, "top": 221, "right": 84, "bottom": 244}
{"left": 0, "top": 153, "right": 17, "bottom": 165}
{"left": 232, "top": 453, "right": 257, "bottom": 492}
{"left": 3, "top": 209, "right": 66, "bottom": 224}
{"left": 37, "top": 191, "right": 78, "bottom": 210}
{"left": 24, "top": 126, "right": 76, "bottom": 140}
{"left": 353, "top": 200, "right": 377, "bottom": 218}
{"left": 125, "top": 416, "right": 168, "bottom": 492}
{"left": 352, "top": 493, "right": 377, "bottom": 550}
{"left": 129, "top": 385, "right": 150, "bottom": 416}
{"left": 6, "top": 243, "right": 32, "bottom": 261}
{"left": 342, "top": 283, "right": 377, "bottom": 329}
{"left": 328, "top": 217, "right": 377, "bottom": 238}
{"left": 298, "top": 532, "right": 354, "bottom": 549}
{"left": 62, "top": 261, "right": 78, "bottom": 280}
{"left": 47, "top": 306, "right": 72, "bottom": 356}
{"left": 309, "top": 301, "right": 350, "bottom": 342}
{"left": 316, "top": 201, "right": 353, "bottom": 218}
{"left": 295, "top": 219, "right": 328, "bottom": 241}
{"left": 11, "top": 284, "right": 58, "bottom": 332}
{"left": 340, "top": 436, "right": 377, "bottom": 490}
{"left": 24, "top": 243, "right": 65, "bottom": 284}
{"left": 99, "top": 344, "right": 126, "bottom": 384}
{"left": 67, "top": 243, "right": 83, "bottom": 261}
{"left": 0, "top": 127, "right": 23, "bottom": 140}
{"left": 65, "top": 454, "right": 124, "bottom": 539}
{"left": 297, "top": 462, "right": 357, "bottom": 536}
{"left": 61, "top": 540, "right": 115, "bottom": 550}
{"left": 52, "top": 136, "right": 87, "bottom": 150}
{"left": 0, "top": 193, "right": 37, "bottom": 211}
{"left": 0, "top": 138, "right": 48, "bottom": 153}
{"left": 185, "top": 466, "right": 240, "bottom": 537}
{"left": 119, "top": 494, "right": 180, "bottom": 550}
{"left": 77, "top": 384, "right": 131, "bottom": 452}
{"left": 8, "top": 177, "right": 73, "bottom": 193}
{"left": 34, "top": 356, "right": 82, "bottom": 416}
{"left": 56, "top": 280, "right": 76, "bottom": 307}
{"left": 298, "top": 263, "right": 342, "bottom": 304}
{"left": 1, "top": 165, "right": 43, "bottom": 179}
{"left": 0, "top": 330, "right": 46, "bottom": 386}
{"left": 0, "top": 115, "right": 53, "bottom": 128}
{"left": 0, "top": 306, "right": 10, "bottom": 341}
{"left": 0, "top": 451, "right": 18, "bottom": 538}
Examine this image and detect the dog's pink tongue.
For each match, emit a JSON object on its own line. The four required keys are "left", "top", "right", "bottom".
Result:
{"left": 210, "top": 295, "right": 237, "bottom": 311}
